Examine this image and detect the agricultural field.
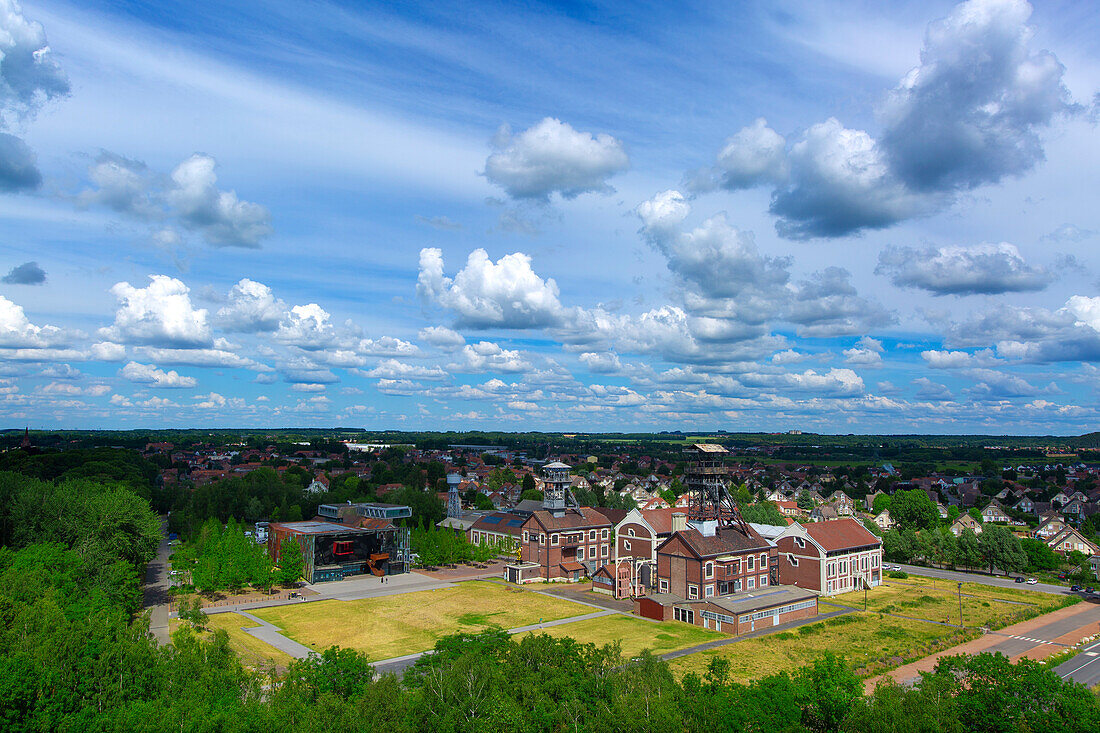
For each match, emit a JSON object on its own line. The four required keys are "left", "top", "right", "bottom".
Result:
{"left": 250, "top": 581, "right": 589, "bottom": 661}
{"left": 514, "top": 613, "right": 723, "bottom": 657}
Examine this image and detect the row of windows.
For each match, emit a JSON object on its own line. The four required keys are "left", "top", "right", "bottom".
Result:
{"left": 738, "top": 598, "right": 817, "bottom": 623}
{"left": 522, "top": 529, "right": 609, "bottom": 544}
{"left": 826, "top": 552, "right": 880, "bottom": 577}
{"left": 687, "top": 574, "right": 769, "bottom": 599}
{"left": 575, "top": 545, "right": 610, "bottom": 561}
{"left": 703, "top": 553, "right": 768, "bottom": 579}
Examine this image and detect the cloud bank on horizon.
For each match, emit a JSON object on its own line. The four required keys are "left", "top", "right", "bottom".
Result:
{"left": 0, "top": 0, "right": 1098, "bottom": 434}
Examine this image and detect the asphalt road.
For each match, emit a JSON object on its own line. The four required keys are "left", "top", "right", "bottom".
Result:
{"left": 1055, "top": 638, "right": 1100, "bottom": 688}
{"left": 143, "top": 517, "right": 171, "bottom": 645}
{"left": 894, "top": 563, "right": 1075, "bottom": 596}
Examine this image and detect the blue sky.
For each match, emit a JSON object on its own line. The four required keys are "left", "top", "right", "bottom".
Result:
{"left": 1, "top": 0, "right": 1099, "bottom": 433}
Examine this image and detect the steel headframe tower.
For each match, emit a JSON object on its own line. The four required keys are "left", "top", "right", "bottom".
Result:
{"left": 542, "top": 461, "right": 573, "bottom": 517}
{"left": 684, "top": 443, "right": 750, "bottom": 535}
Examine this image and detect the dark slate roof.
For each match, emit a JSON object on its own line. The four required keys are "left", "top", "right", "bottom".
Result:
{"left": 675, "top": 525, "right": 771, "bottom": 557}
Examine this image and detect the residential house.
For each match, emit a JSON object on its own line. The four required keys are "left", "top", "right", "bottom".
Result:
{"left": 873, "top": 509, "right": 895, "bottom": 530}
{"left": 774, "top": 518, "right": 883, "bottom": 596}
{"left": 1036, "top": 516, "right": 1068, "bottom": 540}
{"left": 980, "top": 500, "right": 1011, "bottom": 524}
{"left": 1045, "top": 527, "right": 1100, "bottom": 556}
{"left": 775, "top": 500, "right": 801, "bottom": 518}
{"left": 809, "top": 504, "right": 838, "bottom": 522}
{"left": 1014, "top": 496, "right": 1035, "bottom": 514}
{"left": 827, "top": 491, "right": 855, "bottom": 516}
{"left": 950, "top": 514, "right": 983, "bottom": 536}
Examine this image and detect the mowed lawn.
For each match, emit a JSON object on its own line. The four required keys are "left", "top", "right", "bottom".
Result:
{"left": 251, "top": 582, "right": 590, "bottom": 661}
{"left": 829, "top": 576, "right": 1067, "bottom": 629}
{"left": 669, "top": 611, "right": 975, "bottom": 682}
{"left": 514, "top": 614, "right": 724, "bottom": 657}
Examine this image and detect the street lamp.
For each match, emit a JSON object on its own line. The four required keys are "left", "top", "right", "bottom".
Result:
{"left": 957, "top": 581, "right": 963, "bottom": 628}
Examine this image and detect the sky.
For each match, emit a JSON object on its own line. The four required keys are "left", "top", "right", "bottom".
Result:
{"left": 0, "top": 0, "right": 1099, "bottom": 434}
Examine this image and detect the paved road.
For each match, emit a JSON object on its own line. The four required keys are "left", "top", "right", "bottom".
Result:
{"left": 143, "top": 517, "right": 171, "bottom": 645}
{"left": 1055, "top": 637, "right": 1100, "bottom": 688}
{"left": 895, "top": 563, "right": 1073, "bottom": 596}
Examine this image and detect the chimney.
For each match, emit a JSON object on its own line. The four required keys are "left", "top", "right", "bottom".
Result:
{"left": 671, "top": 512, "right": 686, "bottom": 533}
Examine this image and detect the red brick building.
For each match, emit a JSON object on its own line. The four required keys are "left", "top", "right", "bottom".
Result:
{"left": 774, "top": 518, "right": 883, "bottom": 596}
{"left": 635, "top": 586, "right": 818, "bottom": 633}
{"left": 518, "top": 507, "right": 614, "bottom": 581}
{"left": 655, "top": 517, "right": 776, "bottom": 600}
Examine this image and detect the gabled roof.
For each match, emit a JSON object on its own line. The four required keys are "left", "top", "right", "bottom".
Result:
{"left": 802, "top": 518, "right": 881, "bottom": 551}
{"left": 663, "top": 524, "right": 770, "bottom": 559}
{"left": 527, "top": 506, "right": 613, "bottom": 531}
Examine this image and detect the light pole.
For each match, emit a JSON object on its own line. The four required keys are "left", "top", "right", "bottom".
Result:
{"left": 957, "top": 581, "right": 963, "bottom": 628}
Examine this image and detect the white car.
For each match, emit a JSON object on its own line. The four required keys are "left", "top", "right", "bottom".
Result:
{"left": 1026, "top": 578, "right": 1038, "bottom": 584}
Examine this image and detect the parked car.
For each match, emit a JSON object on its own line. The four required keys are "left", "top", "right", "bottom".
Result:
{"left": 1014, "top": 576, "right": 1026, "bottom": 583}
{"left": 1026, "top": 578, "right": 1037, "bottom": 585}
{"left": 1071, "top": 585, "right": 1082, "bottom": 592}
{"left": 1087, "top": 587, "right": 1096, "bottom": 594}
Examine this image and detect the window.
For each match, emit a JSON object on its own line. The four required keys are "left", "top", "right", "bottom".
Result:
{"left": 601, "top": 544, "right": 609, "bottom": 558}
{"left": 660, "top": 578, "right": 669, "bottom": 593}
{"left": 747, "top": 556, "right": 755, "bottom": 571}
{"left": 628, "top": 528, "right": 636, "bottom": 537}
{"left": 731, "top": 560, "right": 740, "bottom": 574}
{"left": 539, "top": 534, "right": 545, "bottom": 545}
{"left": 795, "top": 537, "right": 805, "bottom": 549}
{"left": 746, "top": 577, "right": 755, "bottom": 590}
{"left": 624, "top": 540, "right": 631, "bottom": 551}
{"left": 705, "top": 584, "right": 715, "bottom": 597}
{"left": 688, "top": 584, "right": 699, "bottom": 599}
{"left": 523, "top": 531, "right": 529, "bottom": 542}
{"left": 734, "top": 579, "right": 742, "bottom": 592}
{"left": 871, "top": 555, "right": 879, "bottom": 567}
{"left": 674, "top": 607, "right": 695, "bottom": 624}
{"left": 759, "top": 574, "right": 768, "bottom": 587}
{"left": 704, "top": 562, "right": 714, "bottom": 579}
{"left": 577, "top": 547, "right": 584, "bottom": 560}
{"left": 760, "top": 553, "right": 767, "bottom": 568}
{"left": 551, "top": 534, "right": 559, "bottom": 546}
{"left": 333, "top": 540, "right": 353, "bottom": 556}
{"left": 589, "top": 530, "right": 597, "bottom": 541}
{"left": 827, "top": 562, "right": 834, "bottom": 576}
{"left": 601, "top": 529, "right": 608, "bottom": 540}
{"left": 789, "top": 555, "right": 799, "bottom": 567}
{"left": 827, "top": 580, "right": 833, "bottom": 593}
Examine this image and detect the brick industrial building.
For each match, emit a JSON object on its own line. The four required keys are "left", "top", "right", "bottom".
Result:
{"left": 774, "top": 518, "right": 883, "bottom": 596}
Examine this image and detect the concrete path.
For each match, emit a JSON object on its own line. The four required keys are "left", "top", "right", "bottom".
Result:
{"left": 235, "top": 610, "right": 314, "bottom": 659}
{"left": 142, "top": 517, "right": 171, "bottom": 645}
{"left": 306, "top": 571, "right": 456, "bottom": 602}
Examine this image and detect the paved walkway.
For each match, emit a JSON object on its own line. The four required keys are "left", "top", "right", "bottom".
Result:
{"left": 235, "top": 610, "right": 314, "bottom": 659}
{"left": 864, "top": 600, "right": 1100, "bottom": 693}
{"left": 1054, "top": 637, "right": 1100, "bottom": 687}
{"left": 142, "top": 517, "right": 171, "bottom": 645}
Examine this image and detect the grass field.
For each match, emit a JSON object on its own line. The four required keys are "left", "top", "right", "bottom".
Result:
{"left": 668, "top": 611, "right": 976, "bottom": 681}
{"left": 170, "top": 614, "right": 294, "bottom": 671}
{"left": 250, "top": 581, "right": 590, "bottom": 661}
{"left": 514, "top": 613, "right": 723, "bottom": 657}
{"left": 829, "top": 576, "right": 1068, "bottom": 628}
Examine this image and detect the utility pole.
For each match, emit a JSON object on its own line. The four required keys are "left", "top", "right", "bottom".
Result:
{"left": 957, "top": 581, "right": 963, "bottom": 628}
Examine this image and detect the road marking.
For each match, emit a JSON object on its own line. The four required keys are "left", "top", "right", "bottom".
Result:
{"left": 1060, "top": 654, "right": 1100, "bottom": 679}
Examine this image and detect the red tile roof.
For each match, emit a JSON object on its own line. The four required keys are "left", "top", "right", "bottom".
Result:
{"left": 803, "top": 518, "right": 881, "bottom": 551}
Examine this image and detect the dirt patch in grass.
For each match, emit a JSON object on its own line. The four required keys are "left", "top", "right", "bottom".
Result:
{"left": 250, "top": 581, "right": 589, "bottom": 661}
